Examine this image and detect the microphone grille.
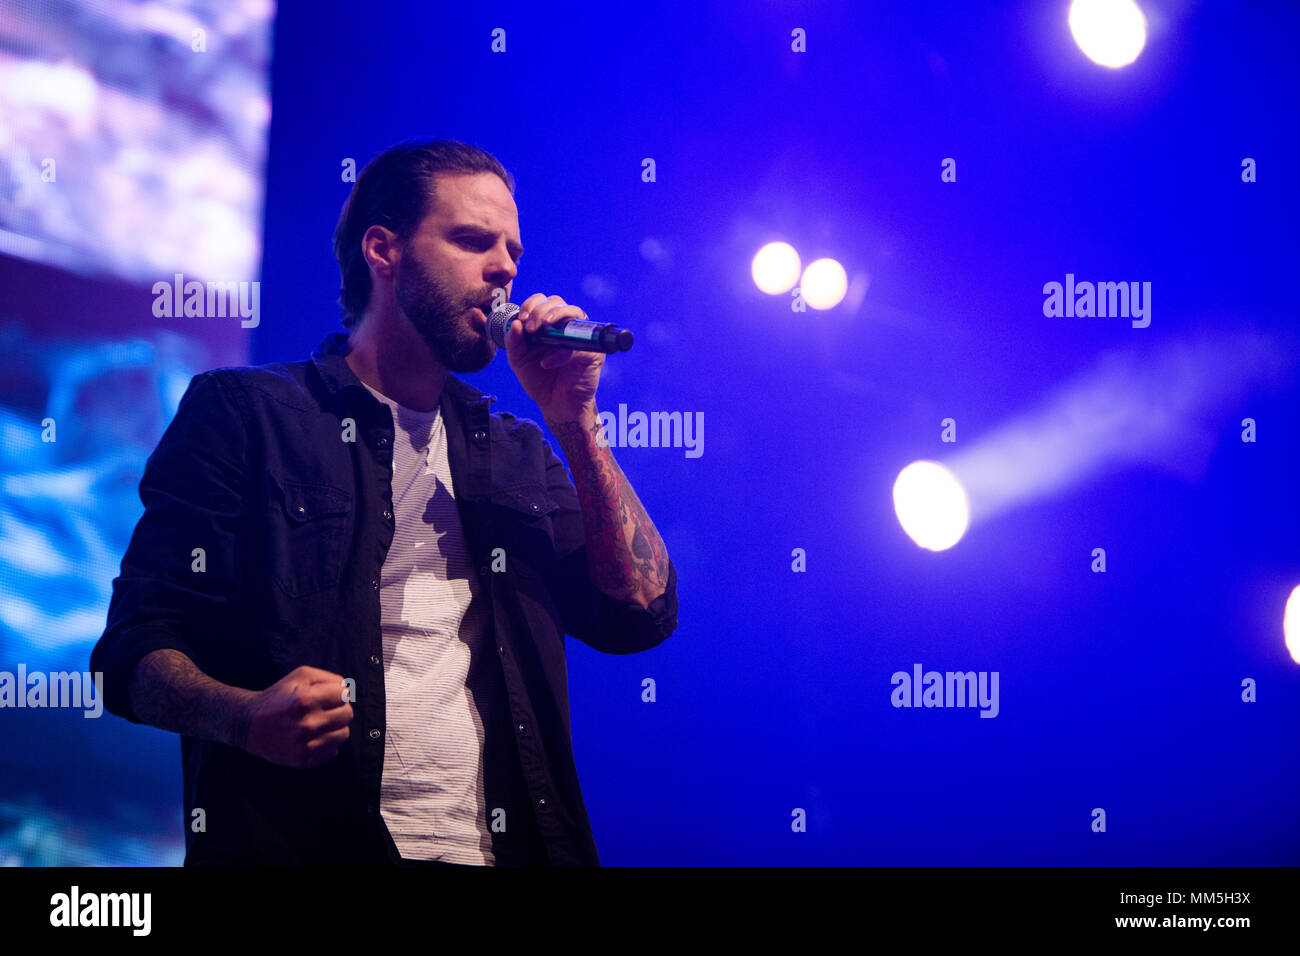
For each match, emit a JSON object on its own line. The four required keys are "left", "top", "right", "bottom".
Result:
{"left": 486, "top": 302, "right": 520, "bottom": 347}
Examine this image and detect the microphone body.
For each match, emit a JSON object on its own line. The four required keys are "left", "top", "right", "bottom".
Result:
{"left": 487, "top": 302, "right": 634, "bottom": 353}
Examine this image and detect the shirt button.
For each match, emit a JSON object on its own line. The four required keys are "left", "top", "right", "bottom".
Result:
{"left": 370, "top": 655, "right": 381, "bottom": 666}
{"left": 472, "top": 428, "right": 486, "bottom": 441}
{"left": 369, "top": 729, "right": 381, "bottom": 740}
{"left": 295, "top": 505, "right": 306, "bottom": 516}
{"left": 517, "top": 722, "right": 526, "bottom": 735}
{"left": 377, "top": 437, "right": 389, "bottom": 447}
{"left": 537, "top": 797, "right": 548, "bottom": 809}
{"left": 529, "top": 502, "right": 540, "bottom": 512}
{"left": 498, "top": 645, "right": 505, "bottom": 656}
{"left": 478, "top": 565, "right": 488, "bottom": 576}
{"left": 382, "top": 509, "right": 392, "bottom": 520}
{"left": 371, "top": 578, "right": 379, "bottom": 590}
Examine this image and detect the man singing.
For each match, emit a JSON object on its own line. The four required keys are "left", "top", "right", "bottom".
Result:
{"left": 90, "top": 139, "right": 679, "bottom": 866}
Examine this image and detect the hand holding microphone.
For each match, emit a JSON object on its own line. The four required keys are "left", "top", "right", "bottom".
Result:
{"left": 495, "top": 292, "right": 622, "bottom": 423}
{"left": 487, "top": 301, "right": 633, "bottom": 353}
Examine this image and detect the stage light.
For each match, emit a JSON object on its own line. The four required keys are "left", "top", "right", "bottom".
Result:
{"left": 751, "top": 242, "right": 801, "bottom": 294}
{"left": 941, "top": 331, "right": 1285, "bottom": 530}
{"left": 1068, "top": 0, "right": 1148, "bottom": 68}
{"left": 893, "top": 461, "right": 970, "bottom": 552}
{"left": 1285, "top": 585, "right": 1300, "bottom": 665}
{"left": 801, "top": 257, "right": 848, "bottom": 310}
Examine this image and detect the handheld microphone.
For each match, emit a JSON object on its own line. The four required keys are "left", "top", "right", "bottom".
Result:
{"left": 487, "top": 302, "right": 634, "bottom": 353}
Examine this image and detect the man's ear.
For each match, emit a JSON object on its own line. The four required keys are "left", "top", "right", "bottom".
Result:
{"left": 361, "top": 225, "right": 400, "bottom": 283}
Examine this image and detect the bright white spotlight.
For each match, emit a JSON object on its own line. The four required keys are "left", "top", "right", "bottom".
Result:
{"left": 1068, "top": 0, "right": 1147, "bottom": 68}
{"left": 893, "top": 461, "right": 970, "bottom": 552}
{"left": 751, "top": 242, "right": 801, "bottom": 294}
{"left": 1285, "top": 585, "right": 1300, "bottom": 665}
{"left": 801, "top": 258, "right": 848, "bottom": 310}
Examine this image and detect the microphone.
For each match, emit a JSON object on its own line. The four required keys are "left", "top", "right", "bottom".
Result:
{"left": 487, "top": 302, "right": 634, "bottom": 353}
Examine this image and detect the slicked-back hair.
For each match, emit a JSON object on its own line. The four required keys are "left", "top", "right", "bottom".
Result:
{"left": 332, "top": 139, "right": 515, "bottom": 329}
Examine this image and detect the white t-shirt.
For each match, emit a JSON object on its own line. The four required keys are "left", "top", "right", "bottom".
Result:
{"left": 363, "top": 381, "right": 500, "bottom": 864}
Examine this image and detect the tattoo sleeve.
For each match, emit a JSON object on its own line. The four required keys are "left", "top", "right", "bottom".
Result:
{"left": 549, "top": 413, "right": 672, "bottom": 609}
{"left": 127, "top": 648, "right": 255, "bottom": 750}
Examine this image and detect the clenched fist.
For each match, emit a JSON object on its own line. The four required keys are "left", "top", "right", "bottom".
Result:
{"left": 240, "top": 666, "right": 354, "bottom": 769}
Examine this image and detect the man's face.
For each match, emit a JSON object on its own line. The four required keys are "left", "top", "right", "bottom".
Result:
{"left": 393, "top": 172, "right": 522, "bottom": 373}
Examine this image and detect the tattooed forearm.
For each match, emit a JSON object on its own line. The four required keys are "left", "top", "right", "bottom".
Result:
{"left": 549, "top": 412, "right": 671, "bottom": 608}
{"left": 127, "top": 648, "right": 257, "bottom": 750}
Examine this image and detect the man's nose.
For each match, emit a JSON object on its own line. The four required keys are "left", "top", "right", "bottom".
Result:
{"left": 487, "top": 249, "right": 516, "bottom": 285}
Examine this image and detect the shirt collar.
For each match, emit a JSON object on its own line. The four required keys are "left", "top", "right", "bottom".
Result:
{"left": 310, "top": 332, "right": 497, "bottom": 408}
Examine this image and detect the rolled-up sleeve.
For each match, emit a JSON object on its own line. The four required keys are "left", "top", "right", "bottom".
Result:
{"left": 539, "top": 437, "right": 678, "bottom": 654}
{"left": 89, "top": 370, "right": 248, "bottom": 722}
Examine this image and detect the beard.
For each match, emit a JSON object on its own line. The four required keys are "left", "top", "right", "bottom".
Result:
{"left": 394, "top": 252, "right": 497, "bottom": 373}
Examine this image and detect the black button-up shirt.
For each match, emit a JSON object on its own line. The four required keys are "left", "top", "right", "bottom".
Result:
{"left": 90, "top": 332, "right": 679, "bottom": 866}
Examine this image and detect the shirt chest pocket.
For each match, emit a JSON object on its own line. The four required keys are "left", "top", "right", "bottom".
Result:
{"left": 266, "top": 473, "right": 353, "bottom": 597}
{"left": 490, "top": 483, "right": 561, "bottom": 580}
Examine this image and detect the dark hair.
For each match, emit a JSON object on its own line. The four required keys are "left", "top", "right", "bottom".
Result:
{"left": 332, "top": 139, "right": 515, "bottom": 329}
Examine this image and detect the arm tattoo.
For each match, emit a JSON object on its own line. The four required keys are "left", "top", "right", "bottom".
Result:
{"left": 127, "top": 648, "right": 253, "bottom": 750}
{"left": 551, "top": 416, "right": 671, "bottom": 607}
